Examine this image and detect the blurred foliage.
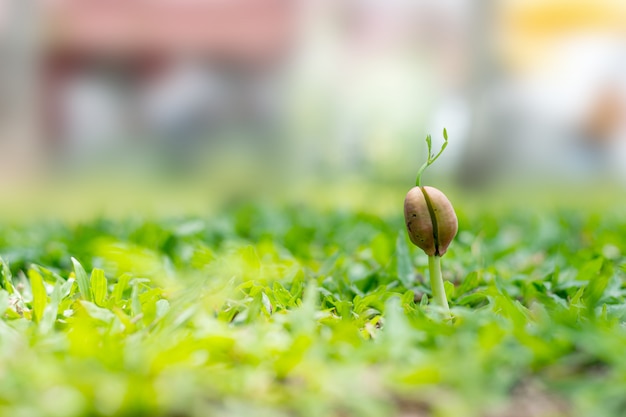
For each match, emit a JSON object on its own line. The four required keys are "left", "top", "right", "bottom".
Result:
{"left": 1, "top": 191, "right": 626, "bottom": 417}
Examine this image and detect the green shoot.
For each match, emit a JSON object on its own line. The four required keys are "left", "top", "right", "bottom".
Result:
{"left": 415, "top": 128, "right": 449, "bottom": 187}
{"left": 428, "top": 254, "right": 449, "bottom": 313}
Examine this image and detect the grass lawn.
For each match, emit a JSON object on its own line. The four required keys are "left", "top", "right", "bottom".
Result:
{"left": 1, "top": 183, "right": 626, "bottom": 417}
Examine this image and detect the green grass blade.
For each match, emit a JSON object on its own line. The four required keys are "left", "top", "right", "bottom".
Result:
{"left": 395, "top": 232, "right": 413, "bottom": 288}
{"left": 90, "top": 269, "right": 108, "bottom": 307}
{"left": 72, "top": 257, "right": 92, "bottom": 301}
{"left": 0, "top": 257, "right": 14, "bottom": 294}
{"left": 28, "top": 268, "right": 47, "bottom": 324}
{"left": 112, "top": 273, "right": 131, "bottom": 305}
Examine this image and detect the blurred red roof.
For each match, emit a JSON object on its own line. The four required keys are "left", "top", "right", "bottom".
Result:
{"left": 44, "top": 0, "right": 295, "bottom": 61}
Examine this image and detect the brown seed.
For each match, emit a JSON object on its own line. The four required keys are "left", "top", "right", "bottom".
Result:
{"left": 404, "top": 186, "right": 458, "bottom": 256}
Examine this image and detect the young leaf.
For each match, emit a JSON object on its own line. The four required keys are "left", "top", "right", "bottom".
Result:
{"left": 72, "top": 258, "right": 92, "bottom": 302}
{"left": 415, "top": 130, "right": 450, "bottom": 186}
{"left": 28, "top": 268, "right": 47, "bottom": 324}
{"left": 155, "top": 299, "right": 170, "bottom": 321}
{"left": 396, "top": 233, "right": 414, "bottom": 288}
{"left": 0, "top": 290, "right": 9, "bottom": 316}
{"left": 112, "top": 273, "right": 131, "bottom": 305}
{"left": 577, "top": 258, "right": 603, "bottom": 282}
{"left": 40, "top": 281, "right": 65, "bottom": 334}
{"left": 443, "top": 281, "right": 455, "bottom": 301}
{"left": 457, "top": 271, "right": 481, "bottom": 296}
{"left": 583, "top": 266, "right": 610, "bottom": 310}
{"left": 0, "top": 257, "right": 14, "bottom": 294}
{"left": 90, "top": 269, "right": 108, "bottom": 307}
{"left": 80, "top": 300, "right": 116, "bottom": 323}
{"left": 130, "top": 281, "right": 142, "bottom": 318}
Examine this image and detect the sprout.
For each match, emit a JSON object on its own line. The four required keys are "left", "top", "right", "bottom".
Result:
{"left": 404, "top": 129, "right": 457, "bottom": 313}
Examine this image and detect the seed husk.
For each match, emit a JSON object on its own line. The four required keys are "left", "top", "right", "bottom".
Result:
{"left": 404, "top": 186, "right": 458, "bottom": 256}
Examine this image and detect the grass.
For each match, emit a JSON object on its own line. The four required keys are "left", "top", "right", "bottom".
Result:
{"left": 1, "top": 186, "right": 626, "bottom": 417}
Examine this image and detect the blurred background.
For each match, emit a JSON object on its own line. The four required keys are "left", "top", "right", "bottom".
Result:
{"left": 1, "top": 0, "right": 626, "bottom": 206}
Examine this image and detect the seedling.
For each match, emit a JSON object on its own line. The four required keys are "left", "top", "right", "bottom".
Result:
{"left": 404, "top": 129, "right": 458, "bottom": 313}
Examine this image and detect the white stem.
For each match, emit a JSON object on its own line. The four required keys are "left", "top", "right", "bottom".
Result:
{"left": 428, "top": 255, "right": 450, "bottom": 312}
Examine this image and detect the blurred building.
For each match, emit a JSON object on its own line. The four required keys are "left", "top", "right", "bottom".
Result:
{"left": 458, "top": 0, "right": 626, "bottom": 186}
{"left": 0, "top": 0, "right": 39, "bottom": 180}
{"left": 1, "top": 0, "right": 625, "bottom": 186}
{"left": 41, "top": 0, "right": 295, "bottom": 166}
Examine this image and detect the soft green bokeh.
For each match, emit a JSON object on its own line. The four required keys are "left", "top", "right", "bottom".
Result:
{"left": 1, "top": 186, "right": 626, "bottom": 416}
